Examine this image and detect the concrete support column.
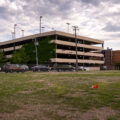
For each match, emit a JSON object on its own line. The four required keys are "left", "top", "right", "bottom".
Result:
{"left": 83, "top": 40, "right": 85, "bottom": 68}
{"left": 55, "top": 35, "right": 58, "bottom": 67}
{"left": 102, "top": 43, "right": 104, "bottom": 48}
{"left": 2, "top": 48, "right": 4, "bottom": 53}
{"left": 102, "top": 43, "right": 104, "bottom": 64}
{"left": 13, "top": 43, "right": 16, "bottom": 51}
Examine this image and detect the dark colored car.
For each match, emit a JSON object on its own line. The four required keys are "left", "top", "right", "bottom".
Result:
{"left": 32, "top": 65, "right": 50, "bottom": 72}
{"left": 52, "top": 65, "right": 75, "bottom": 72}
{"left": 3, "top": 64, "right": 27, "bottom": 73}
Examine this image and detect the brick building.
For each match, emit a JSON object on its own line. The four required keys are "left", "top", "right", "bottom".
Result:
{"left": 103, "top": 48, "right": 120, "bottom": 69}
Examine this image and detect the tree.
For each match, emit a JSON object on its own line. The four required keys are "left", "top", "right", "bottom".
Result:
{"left": 23, "top": 37, "right": 55, "bottom": 64}
{"left": 11, "top": 37, "right": 56, "bottom": 64}
{"left": 0, "top": 50, "right": 6, "bottom": 64}
{"left": 23, "top": 42, "right": 36, "bottom": 64}
{"left": 37, "top": 37, "right": 56, "bottom": 63}
{"left": 11, "top": 47, "right": 29, "bottom": 64}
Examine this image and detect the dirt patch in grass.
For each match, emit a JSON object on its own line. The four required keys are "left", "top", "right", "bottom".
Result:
{"left": 47, "top": 82, "right": 54, "bottom": 87}
{"left": 18, "top": 90, "right": 33, "bottom": 94}
{"left": 65, "top": 90, "right": 88, "bottom": 98}
{"left": 0, "top": 103, "right": 117, "bottom": 120}
{"left": 28, "top": 79, "right": 45, "bottom": 83}
{"left": 95, "top": 77, "right": 120, "bottom": 83}
{"left": 81, "top": 107, "right": 117, "bottom": 120}
{"left": 0, "top": 104, "right": 52, "bottom": 120}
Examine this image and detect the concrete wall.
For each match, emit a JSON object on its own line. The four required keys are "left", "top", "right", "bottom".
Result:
{"left": 51, "top": 58, "right": 104, "bottom": 64}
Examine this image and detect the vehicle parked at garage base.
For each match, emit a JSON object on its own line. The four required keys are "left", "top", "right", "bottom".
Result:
{"left": 20, "top": 65, "right": 29, "bottom": 71}
{"left": 52, "top": 65, "right": 75, "bottom": 72}
{"left": 3, "top": 64, "right": 28, "bottom": 73}
{"left": 32, "top": 65, "right": 50, "bottom": 72}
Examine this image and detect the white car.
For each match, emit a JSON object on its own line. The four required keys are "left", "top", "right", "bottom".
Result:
{"left": 78, "top": 66, "right": 90, "bottom": 71}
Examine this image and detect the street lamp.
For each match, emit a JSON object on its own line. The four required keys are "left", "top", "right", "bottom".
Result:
{"left": 41, "top": 27, "right": 45, "bottom": 33}
{"left": 52, "top": 27, "right": 54, "bottom": 31}
{"left": 34, "top": 38, "right": 39, "bottom": 65}
{"left": 14, "top": 24, "right": 24, "bottom": 38}
{"left": 14, "top": 24, "right": 17, "bottom": 39}
{"left": 21, "top": 30, "right": 24, "bottom": 37}
{"left": 66, "top": 23, "right": 70, "bottom": 33}
{"left": 11, "top": 32, "right": 14, "bottom": 40}
{"left": 40, "top": 16, "right": 42, "bottom": 33}
{"left": 72, "top": 26, "right": 79, "bottom": 72}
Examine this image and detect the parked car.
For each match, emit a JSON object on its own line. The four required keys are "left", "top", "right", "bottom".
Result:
{"left": 3, "top": 64, "right": 27, "bottom": 73}
{"left": 32, "top": 65, "right": 50, "bottom": 72}
{"left": 77, "top": 66, "right": 90, "bottom": 71}
{"left": 52, "top": 65, "right": 75, "bottom": 72}
{"left": 20, "top": 65, "right": 29, "bottom": 71}
{"left": 77, "top": 66, "right": 86, "bottom": 71}
{"left": 100, "top": 66, "right": 107, "bottom": 70}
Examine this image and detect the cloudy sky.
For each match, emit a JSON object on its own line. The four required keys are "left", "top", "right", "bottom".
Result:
{"left": 0, "top": 0, "right": 120, "bottom": 50}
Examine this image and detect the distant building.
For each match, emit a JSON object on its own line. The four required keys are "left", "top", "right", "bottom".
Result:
{"left": 0, "top": 31, "right": 104, "bottom": 70}
{"left": 103, "top": 48, "right": 120, "bottom": 70}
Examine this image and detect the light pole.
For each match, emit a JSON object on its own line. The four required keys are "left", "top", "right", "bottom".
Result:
{"left": 52, "top": 27, "right": 54, "bottom": 31}
{"left": 14, "top": 24, "right": 24, "bottom": 38}
{"left": 72, "top": 26, "right": 79, "bottom": 72}
{"left": 40, "top": 16, "right": 42, "bottom": 33}
{"left": 34, "top": 38, "right": 39, "bottom": 65}
{"left": 66, "top": 23, "right": 70, "bottom": 33}
{"left": 41, "top": 27, "right": 45, "bottom": 33}
{"left": 21, "top": 30, "right": 24, "bottom": 37}
{"left": 14, "top": 24, "right": 17, "bottom": 39}
{"left": 11, "top": 32, "right": 14, "bottom": 40}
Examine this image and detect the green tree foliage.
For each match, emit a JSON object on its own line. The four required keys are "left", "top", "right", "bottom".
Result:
{"left": 23, "top": 42, "right": 36, "bottom": 64}
{"left": 37, "top": 37, "right": 55, "bottom": 63}
{"left": 11, "top": 47, "right": 29, "bottom": 64}
{"left": 11, "top": 37, "right": 55, "bottom": 64}
{"left": 0, "top": 50, "right": 6, "bottom": 63}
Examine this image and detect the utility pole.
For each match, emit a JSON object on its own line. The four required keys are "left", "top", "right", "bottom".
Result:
{"left": 40, "top": 16, "right": 42, "bottom": 33}
{"left": 72, "top": 26, "right": 79, "bottom": 72}
{"left": 66, "top": 23, "right": 70, "bottom": 32}
{"left": 35, "top": 38, "right": 39, "bottom": 65}
{"left": 14, "top": 24, "right": 17, "bottom": 39}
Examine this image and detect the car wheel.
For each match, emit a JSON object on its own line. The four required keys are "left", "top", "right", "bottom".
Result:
{"left": 10, "top": 70, "right": 13, "bottom": 73}
{"left": 21, "top": 70, "right": 25, "bottom": 73}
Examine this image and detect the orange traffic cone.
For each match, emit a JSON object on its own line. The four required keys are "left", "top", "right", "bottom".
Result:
{"left": 91, "top": 84, "right": 98, "bottom": 89}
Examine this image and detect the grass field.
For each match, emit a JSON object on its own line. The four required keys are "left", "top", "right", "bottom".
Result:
{"left": 0, "top": 71, "right": 120, "bottom": 120}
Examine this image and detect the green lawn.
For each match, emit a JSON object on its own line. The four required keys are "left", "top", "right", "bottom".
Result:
{"left": 0, "top": 71, "right": 120, "bottom": 120}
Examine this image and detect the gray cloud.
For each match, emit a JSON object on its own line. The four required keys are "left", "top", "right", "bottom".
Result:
{"left": 103, "top": 22, "right": 120, "bottom": 32}
{"left": 80, "top": 0, "right": 120, "bottom": 6}
{"left": 22, "top": 0, "right": 73, "bottom": 19}
{"left": 110, "top": 0, "right": 120, "bottom": 4}
{"left": 80, "top": 0, "right": 101, "bottom": 6}
{"left": 0, "top": 6, "right": 14, "bottom": 21}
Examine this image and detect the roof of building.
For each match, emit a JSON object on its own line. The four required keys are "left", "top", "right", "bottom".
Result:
{"left": 0, "top": 30, "right": 104, "bottom": 46}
